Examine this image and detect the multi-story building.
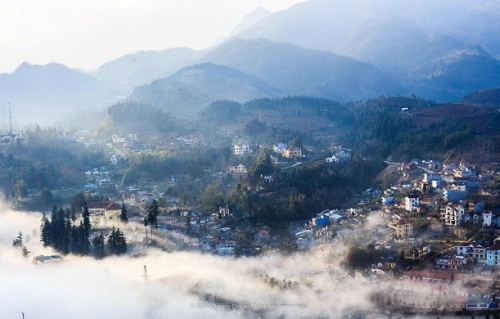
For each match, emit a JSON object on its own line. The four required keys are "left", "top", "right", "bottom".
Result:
{"left": 284, "top": 146, "right": 302, "bottom": 158}
{"left": 389, "top": 216, "right": 414, "bottom": 238}
{"left": 440, "top": 202, "right": 465, "bottom": 226}
{"left": 405, "top": 194, "right": 420, "bottom": 212}
{"left": 456, "top": 243, "right": 488, "bottom": 263}
{"left": 228, "top": 164, "right": 247, "bottom": 174}
{"left": 234, "top": 143, "right": 250, "bottom": 155}
{"left": 483, "top": 211, "right": 493, "bottom": 227}
{"left": 486, "top": 243, "right": 500, "bottom": 266}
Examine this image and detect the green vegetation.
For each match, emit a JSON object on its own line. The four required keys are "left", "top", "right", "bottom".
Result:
{"left": 243, "top": 96, "right": 354, "bottom": 123}
{"left": 197, "top": 100, "right": 242, "bottom": 123}
{"left": 344, "top": 244, "right": 392, "bottom": 270}
{"left": 349, "top": 96, "right": 498, "bottom": 160}
{"left": 40, "top": 205, "right": 127, "bottom": 257}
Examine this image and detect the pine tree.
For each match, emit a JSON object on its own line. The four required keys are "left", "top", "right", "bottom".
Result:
{"left": 50, "top": 206, "right": 67, "bottom": 252}
{"left": 12, "top": 231, "right": 23, "bottom": 248}
{"left": 81, "top": 203, "right": 91, "bottom": 255}
{"left": 108, "top": 227, "right": 127, "bottom": 255}
{"left": 70, "top": 225, "right": 83, "bottom": 254}
{"left": 147, "top": 200, "right": 159, "bottom": 234}
{"left": 40, "top": 213, "right": 51, "bottom": 247}
{"left": 22, "top": 246, "right": 30, "bottom": 257}
{"left": 82, "top": 203, "right": 91, "bottom": 237}
{"left": 80, "top": 222, "right": 90, "bottom": 255}
{"left": 92, "top": 233, "right": 106, "bottom": 259}
{"left": 120, "top": 204, "right": 128, "bottom": 223}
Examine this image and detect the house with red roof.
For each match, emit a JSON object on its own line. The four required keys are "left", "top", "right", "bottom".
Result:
{"left": 85, "top": 201, "right": 122, "bottom": 220}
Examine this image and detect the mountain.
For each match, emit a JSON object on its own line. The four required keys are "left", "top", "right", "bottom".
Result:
{"left": 95, "top": 47, "right": 200, "bottom": 90}
{"left": 461, "top": 87, "right": 500, "bottom": 106}
{"left": 128, "top": 62, "right": 280, "bottom": 116}
{"left": 95, "top": 101, "right": 176, "bottom": 138}
{"left": 210, "top": 7, "right": 272, "bottom": 47}
{"left": 0, "top": 63, "right": 101, "bottom": 126}
{"left": 408, "top": 45, "right": 500, "bottom": 101}
{"left": 200, "top": 38, "right": 402, "bottom": 101}
{"left": 227, "top": 0, "right": 500, "bottom": 101}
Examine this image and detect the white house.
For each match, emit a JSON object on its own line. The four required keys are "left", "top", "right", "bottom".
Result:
{"left": 486, "top": 243, "right": 500, "bottom": 266}
{"left": 440, "top": 202, "right": 465, "bottom": 226}
{"left": 456, "top": 243, "right": 488, "bottom": 263}
{"left": 405, "top": 195, "right": 420, "bottom": 211}
{"left": 326, "top": 150, "right": 351, "bottom": 163}
{"left": 234, "top": 143, "right": 250, "bottom": 155}
{"left": 482, "top": 210, "right": 493, "bottom": 227}
{"left": 228, "top": 164, "right": 247, "bottom": 174}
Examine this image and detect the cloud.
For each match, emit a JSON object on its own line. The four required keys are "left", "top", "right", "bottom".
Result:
{"left": 0, "top": 201, "right": 468, "bottom": 318}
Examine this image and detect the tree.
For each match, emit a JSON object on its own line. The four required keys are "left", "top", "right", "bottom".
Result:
{"left": 12, "top": 231, "right": 23, "bottom": 248}
{"left": 40, "top": 213, "right": 50, "bottom": 247}
{"left": 108, "top": 227, "right": 127, "bottom": 255}
{"left": 70, "top": 192, "right": 87, "bottom": 215}
{"left": 22, "top": 246, "right": 30, "bottom": 257}
{"left": 199, "top": 184, "right": 224, "bottom": 213}
{"left": 40, "top": 187, "right": 54, "bottom": 207}
{"left": 146, "top": 200, "right": 159, "bottom": 234}
{"left": 120, "top": 203, "right": 128, "bottom": 223}
{"left": 244, "top": 119, "right": 267, "bottom": 136}
{"left": 82, "top": 203, "right": 91, "bottom": 238}
{"left": 288, "top": 136, "right": 303, "bottom": 148}
{"left": 92, "top": 233, "right": 106, "bottom": 259}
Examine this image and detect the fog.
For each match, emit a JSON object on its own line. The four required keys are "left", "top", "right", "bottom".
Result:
{"left": 1, "top": 202, "right": 468, "bottom": 318}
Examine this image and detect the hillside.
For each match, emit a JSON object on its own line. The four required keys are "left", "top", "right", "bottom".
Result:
{"left": 227, "top": 0, "right": 500, "bottom": 102}
{"left": 408, "top": 45, "right": 500, "bottom": 101}
{"left": 200, "top": 38, "right": 402, "bottom": 101}
{"left": 349, "top": 97, "right": 500, "bottom": 161}
{"left": 0, "top": 63, "right": 102, "bottom": 126}
{"left": 95, "top": 101, "right": 176, "bottom": 138}
{"left": 129, "top": 62, "right": 280, "bottom": 116}
{"left": 95, "top": 47, "right": 200, "bottom": 90}
{"left": 461, "top": 87, "right": 500, "bottom": 106}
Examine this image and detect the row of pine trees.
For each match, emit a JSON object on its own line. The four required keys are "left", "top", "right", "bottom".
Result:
{"left": 40, "top": 204, "right": 127, "bottom": 258}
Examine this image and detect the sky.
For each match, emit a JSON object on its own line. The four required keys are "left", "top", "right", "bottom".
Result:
{"left": 0, "top": 0, "right": 304, "bottom": 74}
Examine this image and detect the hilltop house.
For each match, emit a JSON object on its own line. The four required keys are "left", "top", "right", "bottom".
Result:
{"left": 219, "top": 206, "right": 230, "bottom": 218}
{"left": 228, "top": 164, "right": 247, "bottom": 174}
{"left": 85, "top": 201, "right": 122, "bottom": 220}
{"left": 234, "top": 142, "right": 250, "bottom": 155}
{"left": 284, "top": 146, "right": 302, "bottom": 158}
{"left": 326, "top": 150, "right": 351, "bottom": 163}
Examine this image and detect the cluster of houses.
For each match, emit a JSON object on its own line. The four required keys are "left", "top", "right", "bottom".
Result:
{"left": 451, "top": 238, "right": 500, "bottom": 267}
{"left": 391, "top": 160, "right": 499, "bottom": 230}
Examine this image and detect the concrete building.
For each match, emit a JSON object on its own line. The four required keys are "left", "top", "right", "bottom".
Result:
{"left": 440, "top": 202, "right": 465, "bottom": 226}
{"left": 405, "top": 194, "right": 420, "bottom": 212}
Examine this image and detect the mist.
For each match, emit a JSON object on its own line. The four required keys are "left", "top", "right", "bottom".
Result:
{"left": 1, "top": 201, "right": 474, "bottom": 319}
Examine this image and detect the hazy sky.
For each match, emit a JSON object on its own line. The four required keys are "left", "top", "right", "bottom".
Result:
{"left": 0, "top": 0, "right": 304, "bottom": 74}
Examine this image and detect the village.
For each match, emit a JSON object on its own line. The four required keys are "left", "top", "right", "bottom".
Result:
{"left": 56, "top": 127, "right": 500, "bottom": 315}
